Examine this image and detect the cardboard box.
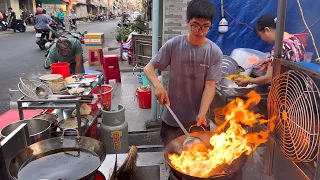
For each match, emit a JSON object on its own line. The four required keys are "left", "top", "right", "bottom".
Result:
{"left": 84, "top": 33, "right": 105, "bottom": 50}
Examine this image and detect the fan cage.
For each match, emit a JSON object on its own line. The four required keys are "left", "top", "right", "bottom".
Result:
{"left": 268, "top": 70, "right": 320, "bottom": 162}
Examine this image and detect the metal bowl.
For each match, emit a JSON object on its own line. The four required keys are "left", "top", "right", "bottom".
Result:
{"left": 217, "top": 77, "right": 257, "bottom": 97}
{"left": 32, "top": 113, "right": 58, "bottom": 125}
{"left": 221, "top": 56, "right": 239, "bottom": 77}
{"left": 0, "top": 119, "right": 51, "bottom": 144}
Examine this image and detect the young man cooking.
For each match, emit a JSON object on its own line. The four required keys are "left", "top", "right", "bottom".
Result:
{"left": 144, "top": 0, "right": 222, "bottom": 146}
{"left": 48, "top": 37, "right": 85, "bottom": 74}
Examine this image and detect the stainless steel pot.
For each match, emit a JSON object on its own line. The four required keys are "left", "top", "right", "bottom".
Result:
{"left": 0, "top": 119, "right": 51, "bottom": 144}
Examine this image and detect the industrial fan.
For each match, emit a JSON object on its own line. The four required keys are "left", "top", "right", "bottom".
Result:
{"left": 268, "top": 70, "right": 320, "bottom": 162}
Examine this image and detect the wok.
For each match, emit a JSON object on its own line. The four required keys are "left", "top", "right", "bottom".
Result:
{"left": 164, "top": 131, "right": 247, "bottom": 180}
{"left": 8, "top": 129, "right": 107, "bottom": 180}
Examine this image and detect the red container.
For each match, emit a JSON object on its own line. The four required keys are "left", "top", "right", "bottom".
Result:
{"left": 88, "top": 98, "right": 99, "bottom": 112}
{"left": 136, "top": 88, "right": 152, "bottom": 109}
{"left": 294, "top": 33, "right": 309, "bottom": 47}
{"left": 86, "top": 120, "right": 98, "bottom": 139}
{"left": 92, "top": 85, "right": 113, "bottom": 109}
{"left": 51, "top": 62, "right": 70, "bottom": 78}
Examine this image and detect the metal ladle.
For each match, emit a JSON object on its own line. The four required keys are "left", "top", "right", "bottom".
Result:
{"left": 164, "top": 104, "right": 207, "bottom": 152}
{"left": 35, "top": 86, "right": 48, "bottom": 99}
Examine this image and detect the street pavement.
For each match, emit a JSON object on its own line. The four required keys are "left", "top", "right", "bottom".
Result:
{"left": 0, "top": 20, "right": 119, "bottom": 115}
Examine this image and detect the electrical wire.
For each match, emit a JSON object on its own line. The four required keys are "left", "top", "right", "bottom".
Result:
{"left": 299, "top": 18, "right": 320, "bottom": 33}
{"left": 224, "top": 9, "right": 254, "bottom": 31}
{"left": 296, "top": 0, "right": 320, "bottom": 60}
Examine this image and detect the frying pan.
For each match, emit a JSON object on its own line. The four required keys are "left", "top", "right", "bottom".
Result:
{"left": 164, "top": 131, "right": 247, "bottom": 180}
{"left": 8, "top": 129, "right": 107, "bottom": 180}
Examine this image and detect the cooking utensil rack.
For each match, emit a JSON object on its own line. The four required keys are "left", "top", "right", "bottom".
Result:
{"left": 17, "top": 73, "right": 104, "bottom": 136}
{"left": 17, "top": 97, "right": 84, "bottom": 134}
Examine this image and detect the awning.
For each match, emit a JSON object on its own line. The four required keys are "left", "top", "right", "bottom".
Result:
{"left": 39, "top": 0, "right": 62, "bottom": 4}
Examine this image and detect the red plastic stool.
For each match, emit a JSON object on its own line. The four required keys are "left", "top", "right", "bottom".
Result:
{"left": 88, "top": 49, "right": 104, "bottom": 66}
{"left": 103, "top": 55, "right": 121, "bottom": 83}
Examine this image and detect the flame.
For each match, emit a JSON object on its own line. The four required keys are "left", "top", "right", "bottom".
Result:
{"left": 168, "top": 91, "right": 275, "bottom": 178}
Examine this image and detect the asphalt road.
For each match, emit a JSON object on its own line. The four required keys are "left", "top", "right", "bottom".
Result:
{"left": 0, "top": 20, "right": 118, "bottom": 115}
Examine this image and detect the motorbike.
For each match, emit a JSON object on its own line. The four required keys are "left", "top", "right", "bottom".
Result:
{"left": 69, "top": 19, "right": 77, "bottom": 31}
{"left": 109, "top": 13, "right": 116, "bottom": 20}
{"left": 97, "top": 14, "right": 106, "bottom": 21}
{"left": 35, "top": 24, "right": 59, "bottom": 50}
{"left": 88, "top": 14, "right": 97, "bottom": 22}
{"left": 43, "top": 30, "right": 87, "bottom": 69}
{"left": 24, "top": 13, "right": 34, "bottom": 25}
{"left": 0, "top": 14, "right": 26, "bottom": 32}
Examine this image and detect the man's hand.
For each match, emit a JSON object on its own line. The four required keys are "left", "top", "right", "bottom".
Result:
{"left": 196, "top": 113, "right": 207, "bottom": 126}
{"left": 235, "top": 78, "right": 250, "bottom": 87}
{"left": 255, "top": 58, "right": 271, "bottom": 67}
{"left": 155, "top": 84, "right": 170, "bottom": 105}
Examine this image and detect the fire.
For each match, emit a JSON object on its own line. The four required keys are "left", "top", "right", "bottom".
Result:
{"left": 168, "top": 91, "right": 275, "bottom": 178}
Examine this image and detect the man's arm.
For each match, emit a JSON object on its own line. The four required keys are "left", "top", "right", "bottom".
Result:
{"left": 48, "top": 47, "right": 57, "bottom": 64}
{"left": 197, "top": 48, "right": 223, "bottom": 126}
{"left": 197, "top": 81, "right": 216, "bottom": 126}
{"left": 144, "top": 39, "right": 173, "bottom": 105}
{"left": 74, "top": 39, "right": 84, "bottom": 74}
{"left": 75, "top": 54, "right": 83, "bottom": 74}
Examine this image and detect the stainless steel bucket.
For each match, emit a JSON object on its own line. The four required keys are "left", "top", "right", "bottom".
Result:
{"left": 0, "top": 119, "right": 51, "bottom": 144}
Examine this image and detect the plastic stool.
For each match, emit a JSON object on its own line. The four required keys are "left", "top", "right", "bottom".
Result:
{"left": 103, "top": 55, "right": 121, "bottom": 83}
{"left": 88, "top": 49, "right": 104, "bottom": 66}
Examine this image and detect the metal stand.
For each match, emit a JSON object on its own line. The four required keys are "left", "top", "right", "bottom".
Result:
{"left": 17, "top": 97, "right": 83, "bottom": 134}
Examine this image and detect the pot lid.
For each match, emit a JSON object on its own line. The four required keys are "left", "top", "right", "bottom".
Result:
{"left": 39, "top": 74, "right": 63, "bottom": 81}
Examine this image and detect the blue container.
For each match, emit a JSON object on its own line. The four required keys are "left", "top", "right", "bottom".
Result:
{"left": 136, "top": 73, "right": 143, "bottom": 84}
{"left": 141, "top": 74, "right": 151, "bottom": 86}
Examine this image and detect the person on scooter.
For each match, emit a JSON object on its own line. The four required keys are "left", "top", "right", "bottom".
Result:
{"left": 57, "top": 8, "right": 66, "bottom": 30}
{"left": 8, "top": 7, "right": 17, "bottom": 33}
{"left": 35, "top": 7, "right": 41, "bottom": 16}
{"left": 34, "top": 8, "right": 53, "bottom": 40}
{"left": 47, "top": 37, "right": 85, "bottom": 74}
{"left": 69, "top": 9, "right": 77, "bottom": 27}
{"left": 42, "top": 9, "right": 52, "bottom": 23}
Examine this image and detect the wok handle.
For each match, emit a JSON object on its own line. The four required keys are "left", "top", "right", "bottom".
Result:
{"left": 188, "top": 124, "right": 207, "bottom": 133}
{"left": 61, "top": 128, "right": 80, "bottom": 143}
{"left": 164, "top": 104, "right": 190, "bottom": 137}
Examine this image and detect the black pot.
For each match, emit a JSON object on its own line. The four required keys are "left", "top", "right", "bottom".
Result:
{"left": 9, "top": 129, "right": 107, "bottom": 180}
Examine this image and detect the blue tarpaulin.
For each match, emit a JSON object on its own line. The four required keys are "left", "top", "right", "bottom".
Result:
{"left": 207, "top": 0, "right": 320, "bottom": 60}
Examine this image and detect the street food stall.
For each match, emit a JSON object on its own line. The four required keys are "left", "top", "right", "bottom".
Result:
{"left": 1, "top": 0, "right": 320, "bottom": 179}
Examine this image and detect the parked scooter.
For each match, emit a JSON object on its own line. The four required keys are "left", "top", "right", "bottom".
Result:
{"left": 0, "top": 14, "right": 26, "bottom": 32}
{"left": 43, "top": 30, "right": 87, "bottom": 69}
{"left": 97, "top": 14, "right": 106, "bottom": 21}
{"left": 24, "top": 13, "right": 34, "bottom": 25}
{"left": 109, "top": 13, "right": 116, "bottom": 20}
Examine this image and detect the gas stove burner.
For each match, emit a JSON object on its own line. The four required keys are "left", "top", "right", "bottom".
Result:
{"left": 169, "top": 169, "right": 243, "bottom": 180}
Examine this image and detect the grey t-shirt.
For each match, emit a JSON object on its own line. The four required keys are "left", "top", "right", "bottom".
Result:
{"left": 151, "top": 35, "right": 222, "bottom": 127}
